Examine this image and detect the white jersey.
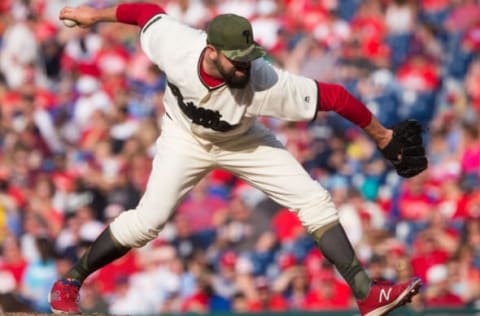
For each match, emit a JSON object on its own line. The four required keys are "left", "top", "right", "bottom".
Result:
{"left": 140, "top": 14, "right": 319, "bottom": 141}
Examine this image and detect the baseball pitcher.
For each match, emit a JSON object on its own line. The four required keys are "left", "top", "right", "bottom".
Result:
{"left": 50, "top": 3, "right": 428, "bottom": 316}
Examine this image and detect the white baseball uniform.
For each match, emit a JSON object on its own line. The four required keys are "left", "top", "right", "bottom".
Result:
{"left": 110, "top": 14, "right": 339, "bottom": 248}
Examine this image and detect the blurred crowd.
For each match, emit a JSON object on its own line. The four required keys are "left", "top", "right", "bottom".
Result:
{"left": 0, "top": 0, "right": 480, "bottom": 314}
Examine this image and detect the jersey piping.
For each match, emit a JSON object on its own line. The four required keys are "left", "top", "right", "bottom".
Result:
{"left": 142, "top": 14, "right": 165, "bottom": 33}
{"left": 197, "top": 48, "right": 225, "bottom": 91}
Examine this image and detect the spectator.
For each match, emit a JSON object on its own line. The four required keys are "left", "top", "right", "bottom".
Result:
{"left": 20, "top": 236, "right": 58, "bottom": 312}
{"left": 272, "top": 264, "right": 309, "bottom": 310}
{"left": 424, "top": 264, "right": 464, "bottom": 307}
{"left": 117, "top": 245, "right": 179, "bottom": 313}
{"left": 408, "top": 22, "right": 445, "bottom": 63}
{"left": 108, "top": 275, "right": 151, "bottom": 315}
{"left": 78, "top": 278, "right": 109, "bottom": 314}
{"left": 0, "top": 12, "right": 47, "bottom": 88}
{"left": 231, "top": 291, "right": 249, "bottom": 312}
{"left": 216, "top": 190, "right": 275, "bottom": 256}
{"left": 0, "top": 0, "right": 480, "bottom": 314}
{"left": 419, "top": 0, "right": 451, "bottom": 28}
{"left": 349, "top": 0, "right": 390, "bottom": 67}
{"left": 384, "top": 0, "right": 416, "bottom": 68}
{"left": 304, "top": 262, "right": 353, "bottom": 310}
{"left": 170, "top": 214, "right": 202, "bottom": 260}
{"left": 0, "top": 177, "right": 22, "bottom": 239}
{"left": 367, "top": 254, "right": 388, "bottom": 280}
{"left": 165, "top": 0, "right": 211, "bottom": 28}
{"left": 91, "top": 248, "right": 138, "bottom": 298}
{"left": 177, "top": 177, "right": 228, "bottom": 241}
{"left": 181, "top": 273, "right": 222, "bottom": 313}
{"left": 446, "top": 255, "right": 480, "bottom": 304}
{"left": 211, "top": 251, "right": 239, "bottom": 301}
{"left": 462, "top": 218, "right": 480, "bottom": 265}
{"left": 20, "top": 212, "right": 49, "bottom": 263}
{"left": 251, "top": 0, "right": 282, "bottom": 52}
{"left": 73, "top": 75, "right": 112, "bottom": 131}
{"left": 410, "top": 231, "right": 450, "bottom": 284}
{"left": 28, "top": 174, "right": 64, "bottom": 237}
{"left": 0, "top": 269, "right": 32, "bottom": 312}
{"left": 283, "top": 36, "right": 339, "bottom": 82}
{"left": 465, "top": 57, "right": 480, "bottom": 112}
{"left": 444, "top": 0, "right": 480, "bottom": 33}
{"left": 397, "top": 174, "right": 434, "bottom": 223}
{"left": 460, "top": 121, "right": 480, "bottom": 177}
{"left": 0, "top": 234, "right": 27, "bottom": 289}
{"left": 61, "top": 26, "right": 102, "bottom": 77}
{"left": 271, "top": 207, "right": 305, "bottom": 246}
{"left": 247, "top": 276, "right": 288, "bottom": 312}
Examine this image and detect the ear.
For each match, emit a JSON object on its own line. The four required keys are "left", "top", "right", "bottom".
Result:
{"left": 205, "top": 45, "right": 219, "bottom": 60}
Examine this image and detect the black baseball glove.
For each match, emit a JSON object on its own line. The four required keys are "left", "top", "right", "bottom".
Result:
{"left": 380, "top": 119, "right": 428, "bottom": 178}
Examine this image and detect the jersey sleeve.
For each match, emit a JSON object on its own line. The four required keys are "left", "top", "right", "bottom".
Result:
{"left": 116, "top": 3, "right": 165, "bottom": 27}
{"left": 317, "top": 82, "right": 372, "bottom": 128}
{"left": 248, "top": 61, "right": 319, "bottom": 122}
{"left": 139, "top": 14, "right": 205, "bottom": 71}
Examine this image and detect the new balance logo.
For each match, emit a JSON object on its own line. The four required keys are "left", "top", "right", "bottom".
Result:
{"left": 379, "top": 288, "right": 392, "bottom": 303}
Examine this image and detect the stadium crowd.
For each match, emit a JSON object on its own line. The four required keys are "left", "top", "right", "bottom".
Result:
{"left": 0, "top": 0, "right": 480, "bottom": 314}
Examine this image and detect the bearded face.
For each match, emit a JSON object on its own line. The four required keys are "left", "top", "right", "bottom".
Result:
{"left": 212, "top": 55, "right": 251, "bottom": 89}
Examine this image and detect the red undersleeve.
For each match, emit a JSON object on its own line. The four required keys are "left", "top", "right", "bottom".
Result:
{"left": 116, "top": 3, "right": 165, "bottom": 28}
{"left": 317, "top": 82, "right": 372, "bottom": 128}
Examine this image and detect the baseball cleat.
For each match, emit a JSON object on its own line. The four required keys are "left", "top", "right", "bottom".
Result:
{"left": 357, "top": 277, "right": 422, "bottom": 316}
{"left": 48, "top": 278, "right": 81, "bottom": 314}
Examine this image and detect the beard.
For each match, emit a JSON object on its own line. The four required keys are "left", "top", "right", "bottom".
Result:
{"left": 213, "top": 59, "right": 250, "bottom": 89}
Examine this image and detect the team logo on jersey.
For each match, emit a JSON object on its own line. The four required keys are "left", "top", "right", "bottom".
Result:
{"left": 168, "top": 83, "right": 238, "bottom": 132}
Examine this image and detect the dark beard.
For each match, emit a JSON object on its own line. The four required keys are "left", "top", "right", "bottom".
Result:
{"left": 213, "top": 59, "right": 250, "bottom": 89}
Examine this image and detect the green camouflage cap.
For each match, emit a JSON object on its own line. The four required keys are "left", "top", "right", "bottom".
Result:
{"left": 207, "top": 14, "right": 265, "bottom": 62}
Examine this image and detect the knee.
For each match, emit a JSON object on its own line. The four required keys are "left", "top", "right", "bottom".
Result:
{"left": 109, "top": 210, "right": 164, "bottom": 248}
{"left": 295, "top": 190, "right": 339, "bottom": 234}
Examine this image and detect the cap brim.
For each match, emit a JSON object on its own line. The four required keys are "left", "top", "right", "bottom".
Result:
{"left": 222, "top": 44, "right": 266, "bottom": 62}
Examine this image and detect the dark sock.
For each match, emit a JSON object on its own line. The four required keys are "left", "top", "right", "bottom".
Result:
{"left": 66, "top": 227, "right": 130, "bottom": 284}
{"left": 313, "top": 222, "right": 371, "bottom": 299}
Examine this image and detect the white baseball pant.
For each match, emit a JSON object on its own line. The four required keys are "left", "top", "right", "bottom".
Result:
{"left": 110, "top": 116, "right": 339, "bottom": 248}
